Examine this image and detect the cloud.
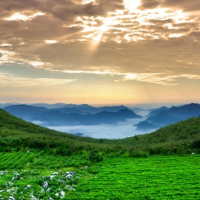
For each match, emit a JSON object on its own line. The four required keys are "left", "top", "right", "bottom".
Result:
{"left": 4, "top": 12, "right": 45, "bottom": 21}
{"left": 0, "top": 0, "right": 200, "bottom": 103}
{"left": 0, "top": 0, "right": 124, "bottom": 22}
{"left": 0, "top": 49, "right": 52, "bottom": 69}
{"left": 161, "top": 0, "right": 200, "bottom": 12}
{"left": 139, "top": 0, "right": 160, "bottom": 10}
{"left": 60, "top": 69, "right": 200, "bottom": 85}
{"left": 0, "top": 43, "right": 12, "bottom": 47}
{"left": 122, "top": 73, "right": 200, "bottom": 85}
{"left": 139, "top": 0, "right": 200, "bottom": 11}
{"left": 0, "top": 72, "right": 76, "bottom": 86}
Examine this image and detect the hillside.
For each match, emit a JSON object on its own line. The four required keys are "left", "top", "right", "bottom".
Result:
{"left": 3, "top": 104, "right": 48, "bottom": 120}
{"left": 1, "top": 108, "right": 200, "bottom": 156}
{"left": 168, "top": 103, "right": 200, "bottom": 120}
{"left": 147, "top": 106, "right": 168, "bottom": 117}
{"left": 0, "top": 108, "right": 111, "bottom": 157}
{"left": 122, "top": 117, "right": 200, "bottom": 154}
{"left": 145, "top": 110, "right": 180, "bottom": 127}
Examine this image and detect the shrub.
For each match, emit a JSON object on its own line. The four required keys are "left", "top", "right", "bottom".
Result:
{"left": 89, "top": 150, "right": 103, "bottom": 162}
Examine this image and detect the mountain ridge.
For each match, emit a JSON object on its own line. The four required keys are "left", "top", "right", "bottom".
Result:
{"left": 134, "top": 103, "right": 200, "bottom": 131}
{"left": 4, "top": 104, "right": 141, "bottom": 126}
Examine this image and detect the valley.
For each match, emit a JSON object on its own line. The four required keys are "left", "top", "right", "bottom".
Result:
{"left": 2, "top": 103, "right": 200, "bottom": 139}
{"left": 0, "top": 105, "right": 200, "bottom": 199}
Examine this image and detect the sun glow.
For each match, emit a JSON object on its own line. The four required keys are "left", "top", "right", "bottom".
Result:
{"left": 45, "top": 40, "right": 57, "bottom": 44}
{"left": 124, "top": 0, "right": 141, "bottom": 12}
{"left": 91, "top": 17, "right": 121, "bottom": 48}
{"left": 4, "top": 12, "right": 44, "bottom": 21}
{"left": 0, "top": 43, "right": 12, "bottom": 47}
{"left": 92, "top": 19, "right": 110, "bottom": 44}
{"left": 81, "top": 0, "right": 95, "bottom": 4}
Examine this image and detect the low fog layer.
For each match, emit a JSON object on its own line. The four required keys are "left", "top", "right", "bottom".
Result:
{"left": 47, "top": 117, "right": 156, "bottom": 139}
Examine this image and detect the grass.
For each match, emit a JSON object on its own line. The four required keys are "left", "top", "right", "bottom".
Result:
{"left": 68, "top": 155, "right": 200, "bottom": 199}
{"left": 0, "top": 152, "right": 200, "bottom": 199}
{"left": 0, "top": 151, "right": 90, "bottom": 170}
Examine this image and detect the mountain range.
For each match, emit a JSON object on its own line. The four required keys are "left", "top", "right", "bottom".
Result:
{"left": 4, "top": 104, "right": 141, "bottom": 126}
{"left": 1, "top": 107, "right": 200, "bottom": 155}
{"left": 3, "top": 103, "right": 200, "bottom": 132}
{"left": 134, "top": 103, "right": 200, "bottom": 131}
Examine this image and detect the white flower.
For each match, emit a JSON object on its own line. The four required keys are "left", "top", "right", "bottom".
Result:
{"left": 55, "top": 193, "right": 59, "bottom": 197}
{"left": 61, "top": 191, "right": 65, "bottom": 198}
{"left": 43, "top": 181, "right": 48, "bottom": 188}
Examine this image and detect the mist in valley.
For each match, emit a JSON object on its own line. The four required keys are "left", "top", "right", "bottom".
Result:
{"left": 46, "top": 110, "right": 155, "bottom": 139}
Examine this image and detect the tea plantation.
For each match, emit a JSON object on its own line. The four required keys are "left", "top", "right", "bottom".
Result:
{"left": 64, "top": 155, "right": 200, "bottom": 199}
{"left": 0, "top": 153, "right": 200, "bottom": 199}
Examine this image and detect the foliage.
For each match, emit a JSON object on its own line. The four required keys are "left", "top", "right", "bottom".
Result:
{"left": 89, "top": 150, "right": 103, "bottom": 162}
{"left": 1, "top": 108, "right": 200, "bottom": 159}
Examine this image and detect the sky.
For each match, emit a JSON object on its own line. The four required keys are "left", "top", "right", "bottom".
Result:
{"left": 0, "top": 0, "right": 200, "bottom": 105}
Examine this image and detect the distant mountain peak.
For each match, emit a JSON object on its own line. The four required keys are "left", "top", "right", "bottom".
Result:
{"left": 134, "top": 121, "right": 159, "bottom": 131}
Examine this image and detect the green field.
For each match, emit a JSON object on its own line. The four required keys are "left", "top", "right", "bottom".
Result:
{"left": 1, "top": 109, "right": 200, "bottom": 199}
{"left": 0, "top": 152, "right": 200, "bottom": 199}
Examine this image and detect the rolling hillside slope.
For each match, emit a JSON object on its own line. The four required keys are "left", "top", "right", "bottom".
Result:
{"left": 0, "top": 108, "right": 200, "bottom": 155}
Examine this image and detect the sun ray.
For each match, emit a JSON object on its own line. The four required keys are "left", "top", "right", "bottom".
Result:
{"left": 90, "top": 17, "right": 121, "bottom": 50}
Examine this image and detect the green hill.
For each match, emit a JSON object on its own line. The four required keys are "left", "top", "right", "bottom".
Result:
{"left": 1, "top": 109, "right": 200, "bottom": 199}
{"left": 121, "top": 117, "right": 200, "bottom": 154}
{"left": 0, "top": 108, "right": 110, "bottom": 160}
{"left": 1, "top": 108, "right": 200, "bottom": 158}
